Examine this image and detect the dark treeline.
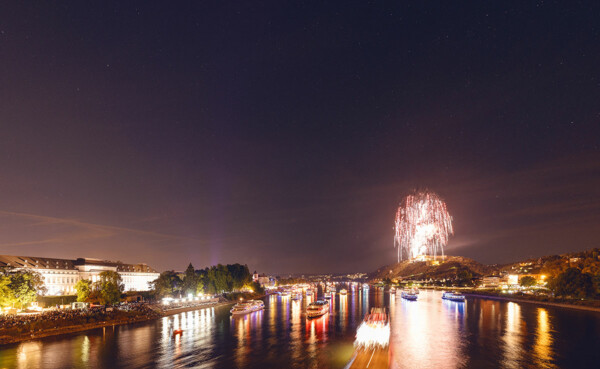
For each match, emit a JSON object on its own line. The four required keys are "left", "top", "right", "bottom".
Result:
{"left": 152, "top": 263, "right": 258, "bottom": 298}
{"left": 277, "top": 277, "right": 306, "bottom": 286}
{"left": 542, "top": 248, "right": 600, "bottom": 299}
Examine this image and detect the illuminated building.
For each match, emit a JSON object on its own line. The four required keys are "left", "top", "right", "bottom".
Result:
{"left": 481, "top": 276, "right": 501, "bottom": 287}
{"left": 0, "top": 255, "right": 160, "bottom": 295}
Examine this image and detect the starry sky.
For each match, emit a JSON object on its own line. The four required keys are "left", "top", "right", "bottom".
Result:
{"left": 0, "top": 1, "right": 598, "bottom": 274}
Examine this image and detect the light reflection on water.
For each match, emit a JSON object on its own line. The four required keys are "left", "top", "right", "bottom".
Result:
{"left": 1, "top": 290, "right": 600, "bottom": 368}
{"left": 502, "top": 302, "right": 523, "bottom": 369}
{"left": 390, "top": 290, "right": 467, "bottom": 369}
{"left": 534, "top": 308, "right": 555, "bottom": 369}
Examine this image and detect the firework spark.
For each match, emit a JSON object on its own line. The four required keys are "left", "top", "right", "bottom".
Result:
{"left": 394, "top": 191, "right": 453, "bottom": 262}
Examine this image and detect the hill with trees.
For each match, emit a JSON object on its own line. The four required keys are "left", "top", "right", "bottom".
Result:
{"left": 371, "top": 255, "right": 497, "bottom": 282}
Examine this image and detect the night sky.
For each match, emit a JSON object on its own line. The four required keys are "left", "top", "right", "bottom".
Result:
{"left": 0, "top": 2, "right": 598, "bottom": 274}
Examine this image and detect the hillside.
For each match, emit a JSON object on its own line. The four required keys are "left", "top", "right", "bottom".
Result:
{"left": 371, "top": 248, "right": 600, "bottom": 282}
{"left": 371, "top": 256, "right": 498, "bottom": 281}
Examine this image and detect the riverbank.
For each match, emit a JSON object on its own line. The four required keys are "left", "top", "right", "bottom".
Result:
{"left": 465, "top": 293, "right": 600, "bottom": 313}
{"left": 0, "top": 301, "right": 233, "bottom": 345}
{"left": 0, "top": 313, "right": 153, "bottom": 345}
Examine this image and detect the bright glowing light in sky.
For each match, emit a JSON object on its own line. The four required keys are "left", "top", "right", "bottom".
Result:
{"left": 394, "top": 190, "right": 453, "bottom": 262}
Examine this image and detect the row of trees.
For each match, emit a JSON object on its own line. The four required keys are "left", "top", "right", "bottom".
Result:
{"left": 0, "top": 269, "right": 45, "bottom": 309}
{"left": 540, "top": 249, "right": 600, "bottom": 299}
{"left": 152, "top": 263, "right": 259, "bottom": 298}
{"left": 74, "top": 271, "right": 124, "bottom": 305}
{"left": 547, "top": 268, "right": 599, "bottom": 299}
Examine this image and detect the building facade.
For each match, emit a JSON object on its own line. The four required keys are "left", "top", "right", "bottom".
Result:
{"left": 0, "top": 255, "right": 160, "bottom": 295}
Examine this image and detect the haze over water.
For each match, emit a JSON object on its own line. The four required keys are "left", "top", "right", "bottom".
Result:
{"left": 1, "top": 290, "right": 599, "bottom": 369}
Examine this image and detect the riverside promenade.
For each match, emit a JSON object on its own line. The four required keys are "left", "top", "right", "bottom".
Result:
{"left": 0, "top": 299, "right": 232, "bottom": 345}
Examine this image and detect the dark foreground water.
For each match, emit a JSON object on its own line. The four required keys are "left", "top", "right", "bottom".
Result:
{"left": 1, "top": 290, "right": 600, "bottom": 369}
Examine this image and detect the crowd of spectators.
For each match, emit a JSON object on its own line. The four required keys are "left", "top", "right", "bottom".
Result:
{"left": 0, "top": 303, "right": 160, "bottom": 340}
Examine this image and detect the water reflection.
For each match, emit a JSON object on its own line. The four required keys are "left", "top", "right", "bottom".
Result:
{"left": 390, "top": 290, "right": 466, "bottom": 369}
{"left": 233, "top": 310, "right": 264, "bottom": 368}
{"left": 1, "top": 291, "right": 599, "bottom": 369}
{"left": 81, "top": 336, "right": 90, "bottom": 365}
{"left": 16, "top": 341, "right": 42, "bottom": 369}
{"left": 339, "top": 294, "right": 348, "bottom": 332}
{"left": 534, "top": 308, "right": 555, "bottom": 369}
{"left": 290, "top": 300, "right": 302, "bottom": 362}
{"left": 502, "top": 302, "right": 523, "bottom": 369}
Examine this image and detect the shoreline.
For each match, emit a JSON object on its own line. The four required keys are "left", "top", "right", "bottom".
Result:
{"left": 0, "top": 301, "right": 235, "bottom": 346}
{"left": 465, "top": 293, "right": 600, "bottom": 313}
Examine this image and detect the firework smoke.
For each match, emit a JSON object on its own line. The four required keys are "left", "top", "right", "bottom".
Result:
{"left": 394, "top": 191, "right": 453, "bottom": 262}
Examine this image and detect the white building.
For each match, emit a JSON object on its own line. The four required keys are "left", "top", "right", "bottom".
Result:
{"left": 481, "top": 276, "right": 501, "bottom": 287}
{"left": 0, "top": 255, "right": 160, "bottom": 295}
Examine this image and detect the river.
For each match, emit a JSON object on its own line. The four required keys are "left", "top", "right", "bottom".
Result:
{"left": 1, "top": 289, "right": 599, "bottom": 368}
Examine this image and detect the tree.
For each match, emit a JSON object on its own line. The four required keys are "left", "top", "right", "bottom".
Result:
{"left": 203, "top": 264, "right": 233, "bottom": 294}
{"left": 215, "top": 264, "right": 233, "bottom": 292}
{"left": 195, "top": 278, "right": 205, "bottom": 295}
{"left": 251, "top": 281, "right": 264, "bottom": 295}
{"left": 519, "top": 276, "right": 537, "bottom": 288}
{"left": 549, "top": 268, "right": 595, "bottom": 299}
{"left": 542, "top": 258, "right": 569, "bottom": 278}
{"left": 456, "top": 269, "right": 473, "bottom": 287}
{"left": 227, "top": 264, "right": 252, "bottom": 290}
{"left": 95, "top": 271, "right": 124, "bottom": 305}
{"left": 75, "top": 279, "right": 93, "bottom": 302}
{"left": 151, "top": 271, "right": 182, "bottom": 298}
{"left": 0, "top": 275, "right": 15, "bottom": 308}
{"left": 9, "top": 270, "right": 45, "bottom": 309}
{"left": 182, "top": 263, "right": 201, "bottom": 296}
{"left": 594, "top": 275, "right": 600, "bottom": 296}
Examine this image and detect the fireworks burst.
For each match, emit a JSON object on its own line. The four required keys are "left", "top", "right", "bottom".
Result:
{"left": 394, "top": 190, "right": 453, "bottom": 262}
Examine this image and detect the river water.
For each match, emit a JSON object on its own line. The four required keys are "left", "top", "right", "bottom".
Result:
{"left": 1, "top": 289, "right": 599, "bottom": 369}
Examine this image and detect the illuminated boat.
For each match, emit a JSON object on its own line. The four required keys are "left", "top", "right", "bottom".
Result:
{"left": 339, "top": 289, "right": 347, "bottom": 295}
{"left": 354, "top": 307, "right": 390, "bottom": 349}
{"left": 442, "top": 291, "right": 465, "bottom": 302}
{"left": 230, "top": 300, "right": 265, "bottom": 315}
{"left": 307, "top": 300, "right": 329, "bottom": 318}
{"left": 280, "top": 291, "right": 291, "bottom": 297}
{"left": 292, "top": 293, "right": 302, "bottom": 301}
{"left": 401, "top": 291, "right": 418, "bottom": 301}
{"left": 324, "top": 292, "right": 332, "bottom": 299}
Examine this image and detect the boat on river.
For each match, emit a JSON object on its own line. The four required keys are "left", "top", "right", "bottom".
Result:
{"left": 324, "top": 292, "right": 332, "bottom": 299}
{"left": 340, "top": 289, "right": 347, "bottom": 295}
{"left": 401, "top": 291, "right": 418, "bottom": 301}
{"left": 230, "top": 300, "right": 265, "bottom": 315}
{"left": 442, "top": 291, "right": 466, "bottom": 302}
{"left": 307, "top": 300, "right": 329, "bottom": 318}
{"left": 354, "top": 307, "right": 390, "bottom": 349}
